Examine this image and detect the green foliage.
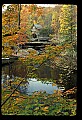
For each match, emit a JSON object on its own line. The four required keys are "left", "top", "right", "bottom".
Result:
{"left": 39, "top": 27, "right": 54, "bottom": 37}
{"left": 1, "top": 74, "right": 76, "bottom": 115}
{"left": 1, "top": 86, "right": 76, "bottom": 115}
{"left": 59, "top": 5, "right": 77, "bottom": 42}
{"left": 51, "top": 5, "right": 62, "bottom": 39}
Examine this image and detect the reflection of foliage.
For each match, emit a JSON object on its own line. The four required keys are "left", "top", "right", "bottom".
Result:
{"left": 18, "top": 42, "right": 77, "bottom": 87}
{"left": 1, "top": 44, "right": 77, "bottom": 115}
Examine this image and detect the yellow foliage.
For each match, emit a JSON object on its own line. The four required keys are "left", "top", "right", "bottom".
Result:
{"left": 15, "top": 97, "right": 24, "bottom": 104}
{"left": 54, "top": 90, "right": 57, "bottom": 93}
{"left": 3, "top": 47, "right": 13, "bottom": 55}
{"left": 41, "top": 106, "right": 49, "bottom": 112}
{"left": 11, "top": 94, "right": 17, "bottom": 97}
{"left": 52, "top": 83, "right": 57, "bottom": 86}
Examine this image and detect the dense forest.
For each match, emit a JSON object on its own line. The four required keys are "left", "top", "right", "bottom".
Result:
{"left": 2, "top": 4, "right": 77, "bottom": 116}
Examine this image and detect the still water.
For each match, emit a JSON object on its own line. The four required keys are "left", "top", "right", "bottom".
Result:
{"left": 2, "top": 60, "right": 64, "bottom": 95}
{"left": 18, "top": 78, "right": 59, "bottom": 95}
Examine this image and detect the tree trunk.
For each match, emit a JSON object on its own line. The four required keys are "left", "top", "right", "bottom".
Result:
{"left": 18, "top": 4, "right": 21, "bottom": 29}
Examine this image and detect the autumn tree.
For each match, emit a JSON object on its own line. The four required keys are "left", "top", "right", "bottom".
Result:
{"left": 2, "top": 4, "right": 19, "bottom": 36}
{"left": 51, "top": 5, "right": 62, "bottom": 39}
{"left": 55, "top": 5, "right": 77, "bottom": 84}
{"left": 59, "top": 5, "right": 77, "bottom": 43}
{"left": 43, "top": 5, "right": 77, "bottom": 85}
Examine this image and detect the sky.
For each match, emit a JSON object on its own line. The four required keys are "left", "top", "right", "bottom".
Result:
{"left": 2, "top": 4, "right": 56, "bottom": 13}
{"left": 36, "top": 4, "right": 56, "bottom": 7}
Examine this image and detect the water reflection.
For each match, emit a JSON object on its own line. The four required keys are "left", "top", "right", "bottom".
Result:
{"left": 2, "top": 60, "right": 61, "bottom": 95}
{"left": 2, "top": 60, "right": 76, "bottom": 95}
{"left": 18, "top": 78, "right": 59, "bottom": 95}
{"left": 2, "top": 60, "right": 60, "bottom": 79}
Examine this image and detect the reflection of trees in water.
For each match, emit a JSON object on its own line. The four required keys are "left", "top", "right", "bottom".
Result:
{"left": 11, "top": 61, "right": 27, "bottom": 78}
{"left": 2, "top": 60, "right": 77, "bottom": 91}
{"left": 2, "top": 60, "right": 60, "bottom": 80}
{"left": 2, "top": 61, "right": 27, "bottom": 78}
{"left": 64, "top": 70, "right": 77, "bottom": 90}
{"left": 56, "top": 69, "right": 77, "bottom": 91}
{"left": 2, "top": 66, "right": 9, "bottom": 75}
{"left": 35, "top": 63, "right": 60, "bottom": 80}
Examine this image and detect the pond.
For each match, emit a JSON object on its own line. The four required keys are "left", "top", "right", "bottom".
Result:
{"left": 18, "top": 78, "right": 60, "bottom": 95}
{"left": 2, "top": 60, "right": 76, "bottom": 95}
